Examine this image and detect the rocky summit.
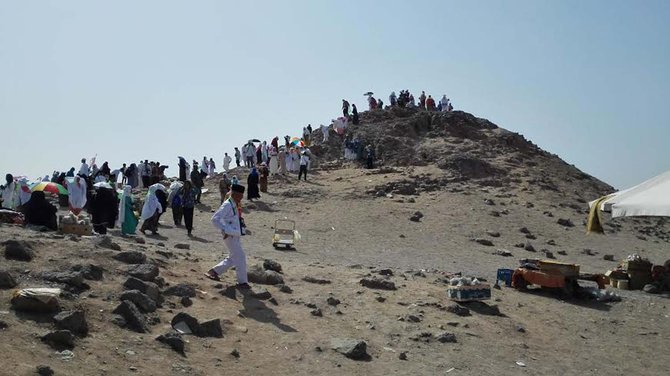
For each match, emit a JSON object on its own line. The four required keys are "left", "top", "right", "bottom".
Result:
{"left": 1, "top": 108, "right": 669, "bottom": 375}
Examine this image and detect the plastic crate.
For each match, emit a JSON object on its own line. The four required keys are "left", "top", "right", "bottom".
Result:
{"left": 496, "top": 269, "right": 514, "bottom": 287}
{"left": 447, "top": 284, "right": 491, "bottom": 302}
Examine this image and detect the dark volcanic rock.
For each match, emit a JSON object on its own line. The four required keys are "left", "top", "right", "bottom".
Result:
{"left": 436, "top": 332, "right": 457, "bottom": 343}
{"left": 247, "top": 265, "right": 284, "bottom": 285}
{"left": 409, "top": 211, "right": 424, "bottom": 222}
{"left": 263, "top": 259, "right": 283, "bottom": 273}
{"left": 127, "top": 264, "right": 159, "bottom": 281}
{"left": 95, "top": 236, "right": 121, "bottom": 251}
{"left": 113, "top": 300, "right": 149, "bottom": 333}
{"left": 112, "top": 251, "right": 147, "bottom": 264}
{"left": 474, "top": 238, "right": 494, "bottom": 246}
{"left": 170, "top": 312, "right": 223, "bottom": 338}
{"left": 0, "top": 269, "right": 17, "bottom": 288}
{"left": 70, "top": 264, "right": 104, "bottom": 281}
{"left": 164, "top": 284, "right": 196, "bottom": 298}
{"left": 53, "top": 310, "right": 88, "bottom": 336}
{"left": 41, "top": 271, "right": 86, "bottom": 288}
{"left": 120, "top": 290, "right": 157, "bottom": 313}
{"left": 156, "top": 332, "right": 186, "bottom": 356}
{"left": 302, "top": 276, "right": 332, "bottom": 284}
{"left": 123, "top": 277, "right": 161, "bottom": 303}
{"left": 557, "top": 218, "right": 575, "bottom": 227}
{"left": 331, "top": 338, "right": 369, "bottom": 360}
{"left": 41, "top": 330, "right": 75, "bottom": 349}
{"left": 174, "top": 243, "right": 190, "bottom": 250}
{"left": 360, "top": 277, "right": 397, "bottom": 290}
{"left": 3, "top": 240, "right": 34, "bottom": 261}
{"left": 327, "top": 297, "right": 341, "bottom": 306}
{"left": 36, "top": 365, "right": 54, "bottom": 376}
{"left": 446, "top": 304, "right": 471, "bottom": 317}
{"left": 524, "top": 242, "right": 536, "bottom": 252}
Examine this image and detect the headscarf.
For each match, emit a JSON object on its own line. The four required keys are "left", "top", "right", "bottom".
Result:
{"left": 231, "top": 176, "right": 240, "bottom": 185}
{"left": 250, "top": 168, "right": 258, "bottom": 177}
{"left": 141, "top": 185, "right": 163, "bottom": 220}
{"left": 118, "top": 185, "right": 132, "bottom": 226}
{"left": 68, "top": 176, "right": 88, "bottom": 209}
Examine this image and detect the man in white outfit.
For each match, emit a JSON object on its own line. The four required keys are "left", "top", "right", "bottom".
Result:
{"left": 320, "top": 124, "right": 329, "bottom": 142}
{"left": 223, "top": 153, "right": 232, "bottom": 172}
{"left": 206, "top": 184, "right": 250, "bottom": 288}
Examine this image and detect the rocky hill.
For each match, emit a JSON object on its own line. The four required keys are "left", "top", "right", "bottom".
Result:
{"left": 1, "top": 108, "right": 669, "bottom": 375}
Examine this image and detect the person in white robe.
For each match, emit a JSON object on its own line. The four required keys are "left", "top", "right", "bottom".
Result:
{"left": 440, "top": 95, "right": 450, "bottom": 112}
{"left": 320, "top": 124, "right": 329, "bottom": 142}
{"left": 78, "top": 158, "right": 90, "bottom": 177}
{"left": 261, "top": 142, "right": 269, "bottom": 164}
{"left": 67, "top": 176, "right": 87, "bottom": 215}
{"left": 278, "top": 148, "right": 287, "bottom": 174}
{"left": 269, "top": 146, "right": 279, "bottom": 175}
{"left": 223, "top": 153, "right": 232, "bottom": 172}
{"left": 140, "top": 185, "right": 163, "bottom": 235}
{"left": 209, "top": 158, "right": 216, "bottom": 176}
{"left": 1, "top": 174, "right": 19, "bottom": 210}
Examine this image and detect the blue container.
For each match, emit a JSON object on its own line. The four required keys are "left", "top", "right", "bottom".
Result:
{"left": 497, "top": 268, "right": 514, "bottom": 287}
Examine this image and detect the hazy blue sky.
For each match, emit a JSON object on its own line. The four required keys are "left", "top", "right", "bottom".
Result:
{"left": 1, "top": 0, "right": 668, "bottom": 189}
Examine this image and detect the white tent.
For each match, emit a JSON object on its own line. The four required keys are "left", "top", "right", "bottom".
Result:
{"left": 590, "top": 171, "right": 670, "bottom": 218}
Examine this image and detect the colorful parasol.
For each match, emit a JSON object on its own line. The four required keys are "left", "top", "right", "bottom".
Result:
{"left": 31, "top": 182, "right": 68, "bottom": 195}
{"left": 291, "top": 139, "right": 305, "bottom": 147}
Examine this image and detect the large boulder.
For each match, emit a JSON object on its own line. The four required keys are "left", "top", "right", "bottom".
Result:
{"left": 41, "top": 271, "right": 86, "bottom": 288}
{"left": 0, "top": 269, "right": 17, "bottom": 288}
{"left": 70, "top": 264, "right": 104, "bottom": 281}
{"left": 3, "top": 240, "right": 34, "bottom": 261}
{"left": 120, "top": 290, "right": 157, "bottom": 313}
{"left": 113, "top": 300, "right": 149, "bottom": 333}
{"left": 247, "top": 265, "right": 284, "bottom": 285}
{"left": 170, "top": 312, "right": 223, "bottom": 338}
{"left": 11, "top": 288, "right": 61, "bottom": 313}
{"left": 331, "top": 338, "right": 370, "bottom": 360}
{"left": 112, "top": 251, "right": 147, "bottom": 264}
{"left": 156, "top": 332, "right": 185, "bottom": 356}
{"left": 164, "top": 284, "right": 196, "bottom": 298}
{"left": 127, "top": 264, "right": 159, "bottom": 282}
{"left": 53, "top": 310, "right": 88, "bottom": 336}
{"left": 360, "top": 277, "right": 397, "bottom": 290}
{"left": 41, "top": 330, "right": 75, "bottom": 350}
{"left": 123, "top": 277, "right": 161, "bottom": 303}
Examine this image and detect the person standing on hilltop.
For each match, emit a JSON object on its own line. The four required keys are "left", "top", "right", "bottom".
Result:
{"left": 352, "top": 104, "right": 359, "bottom": 125}
{"left": 278, "top": 147, "right": 287, "bottom": 174}
{"left": 320, "top": 123, "right": 330, "bottom": 142}
{"left": 440, "top": 95, "right": 450, "bottom": 112}
{"left": 377, "top": 98, "right": 384, "bottom": 109}
{"left": 78, "top": 158, "right": 90, "bottom": 177}
{"left": 259, "top": 163, "right": 269, "bottom": 193}
{"left": 118, "top": 185, "right": 138, "bottom": 235}
{"left": 206, "top": 184, "right": 249, "bottom": 288}
{"left": 1, "top": 174, "right": 19, "bottom": 210}
{"left": 140, "top": 185, "right": 162, "bottom": 235}
{"left": 247, "top": 167, "right": 261, "bottom": 201}
{"left": 234, "top": 147, "right": 241, "bottom": 167}
{"left": 303, "top": 127, "right": 310, "bottom": 147}
{"left": 298, "top": 151, "right": 310, "bottom": 181}
{"left": 190, "top": 163, "right": 204, "bottom": 204}
{"left": 223, "top": 153, "right": 232, "bottom": 172}
{"left": 389, "top": 91, "right": 397, "bottom": 107}
{"left": 218, "top": 173, "right": 231, "bottom": 204}
{"left": 419, "top": 91, "right": 426, "bottom": 109}
{"left": 178, "top": 157, "right": 188, "bottom": 181}
{"left": 342, "top": 99, "right": 350, "bottom": 117}
{"left": 368, "top": 95, "right": 377, "bottom": 110}
{"left": 426, "top": 95, "right": 436, "bottom": 111}
{"left": 179, "top": 180, "right": 198, "bottom": 236}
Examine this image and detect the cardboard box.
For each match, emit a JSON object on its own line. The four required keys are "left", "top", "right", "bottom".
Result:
{"left": 539, "top": 260, "right": 580, "bottom": 277}
{"left": 447, "top": 284, "right": 491, "bottom": 302}
{"left": 60, "top": 223, "right": 92, "bottom": 236}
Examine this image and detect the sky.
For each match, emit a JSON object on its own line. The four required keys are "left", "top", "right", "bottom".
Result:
{"left": 1, "top": 0, "right": 668, "bottom": 190}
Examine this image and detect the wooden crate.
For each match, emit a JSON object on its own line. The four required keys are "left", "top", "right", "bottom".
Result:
{"left": 60, "top": 223, "right": 92, "bottom": 236}
{"left": 623, "top": 260, "right": 652, "bottom": 272}
{"left": 539, "top": 260, "right": 580, "bottom": 277}
{"left": 447, "top": 284, "right": 491, "bottom": 302}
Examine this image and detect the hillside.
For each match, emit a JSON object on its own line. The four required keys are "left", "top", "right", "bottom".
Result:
{"left": 1, "top": 109, "right": 669, "bottom": 376}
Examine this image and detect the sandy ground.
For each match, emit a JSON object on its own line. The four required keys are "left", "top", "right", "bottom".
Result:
{"left": 1, "top": 165, "right": 669, "bottom": 376}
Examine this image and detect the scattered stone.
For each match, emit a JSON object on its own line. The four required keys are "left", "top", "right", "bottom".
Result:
{"left": 70, "top": 264, "right": 103, "bottom": 281}
{"left": 3, "top": 240, "right": 34, "bottom": 261}
{"left": 165, "top": 284, "right": 196, "bottom": 298}
{"left": 516, "top": 325, "right": 526, "bottom": 333}
{"left": 156, "top": 250, "right": 174, "bottom": 259}
{"left": 494, "top": 249, "right": 513, "bottom": 257}
{"left": 446, "top": 304, "right": 471, "bottom": 317}
{"left": 409, "top": 211, "right": 424, "bottom": 222}
{"left": 557, "top": 218, "right": 575, "bottom": 227}
{"left": 519, "top": 227, "right": 531, "bottom": 234}
{"left": 543, "top": 211, "right": 554, "bottom": 217}
{"left": 41, "top": 330, "right": 75, "bottom": 349}
{"left": 399, "top": 234, "right": 406, "bottom": 238}
{"left": 127, "top": 264, "right": 159, "bottom": 282}
{"left": 95, "top": 236, "right": 121, "bottom": 251}
{"left": 174, "top": 243, "right": 190, "bottom": 250}
{"left": 156, "top": 332, "right": 185, "bottom": 356}
{"left": 0, "top": 269, "right": 17, "bottom": 288}
{"left": 311, "top": 308, "right": 323, "bottom": 317}
{"left": 123, "top": 277, "right": 161, "bottom": 303}
{"left": 378, "top": 268, "right": 394, "bottom": 276}
{"left": 603, "top": 254, "right": 615, "bottom": 261}
{"left": 514, "top": 243, "right": 525, "bottom": 248}
{"left": 524, "top": 243, "right": 536, "bottom": 252}
{"left": 120, "top": 290, "right": 157, "bottom": 313}
{"left": 405, "top": 314, "right": 422, "bottom": 323}
{"left": 135, "top": 237, "right": 146, "bottom": 244}
{"left": 113, "top": 300, "right": 149, "bottom": 333}
{"left": 546, "top": 239, "right": 556, "bottom": 246}
{"left": 263, "top": 259, "right": 283, "bottom": 273}
{"left": 199, "top": 319, "right": 223, "bottom": 338}
{"left": 249, "top": 288, "right": 272, "bottom": 300}
{"left": 582, "top": 249, "right": 596, "bottom": 256}
{"left": 113, "top": 251, "right": 147, "bottom": 264}
{"left": 327, "top": 297, "right": 341, "bottom": 306}
{"left": 360, "top": 277, "right": 397, "bottom": 290}
{"left": 302, "top": 276, "right": 331, "bottom": 284}
{"left": 41, "top": 271, "right": 86, "bottom": 288}
{"left": 247, "top": 265, "right": 284, "bottom": 285}
{"left": 230, "top": 349, "right": 240, "bottom": 358}
{"left": 170, "top": 312, "right": 223, "bottom": 338}
{"left": 277, "top": 284, "right": 293, "bottom": 294}
{"left": 489, "top": 211, "right": 501, "bottom": 217}
{"left": 181, "top": 297, "right": 193, "bottom": 307}
{"left": 557, "top": 250, "right": 568, "bottom": 256}
{"left": 643, "top": 284, "right": 660, "bottom": 294}
{"left": 486, "top": 231, "right": 501, "bottom": 238}
{"left": 525, "top": 234, "right": 537, "bottom": 240}
{"left": 53, "top": 310, "right": 88, "bottom": 336}
{"left": 36, "top": 365, "right": 54, "bottom": 376}
{"left": 375, "top": 296, "right": 386, "bottom": 303}
{"left": 436, "top": 332, "right": 457, "bottom": 343}
{"left": 331, "top": 338, "right": 369, "bottom": 360}
{"left": 543, "top": 250, "right": 555, "bottom": 259}
{"left": 474, "top": 238, "right": 494, "bottom": 246}
{"left": 399, "top": 352, "right": 408, "bottom": 360}
{"left": 0, "top": 320, "right": 7, "bottom": 329}
{"left": 484, "top": 199, "right": 495, "bottom": 206}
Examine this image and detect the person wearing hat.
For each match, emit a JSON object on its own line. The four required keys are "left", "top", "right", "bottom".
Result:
{"left": 206, "top": 184, "right": 250, "bottom": 288}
